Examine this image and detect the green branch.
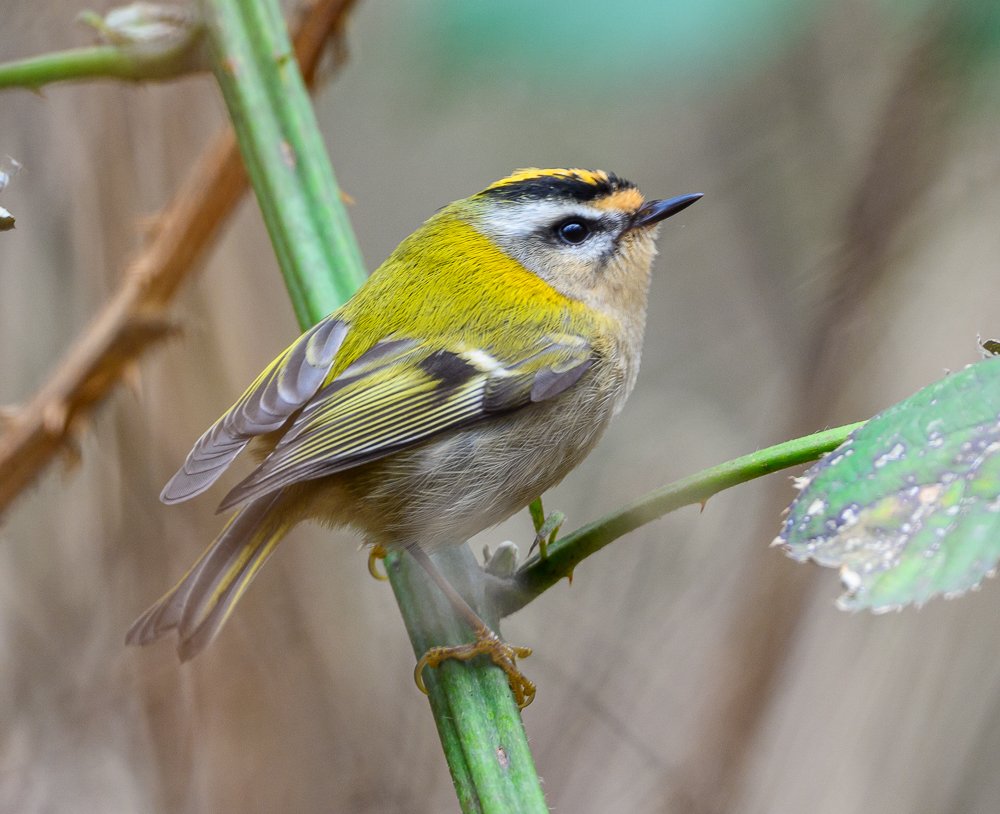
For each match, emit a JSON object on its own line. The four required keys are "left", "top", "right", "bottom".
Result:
{"left": 387, "top": 545, "right": 549, "bottom": 812}
{"left": 200, "top": 0, "right": 365, "bottom": 326}
{"left": 503, "top": 422, "right": 865, "bottom": 614}
{"left": 0, "top": 6, "right": 207, "bottom": 91}
{"left": 197, "top": 0, "right": 546, "bottom": 809}
{"left": 0, "top": 45, "right": 204, "bottom": 90}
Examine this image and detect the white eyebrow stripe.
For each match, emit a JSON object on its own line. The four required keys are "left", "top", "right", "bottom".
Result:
{"left": 477, "top": 200, "right": 609, "bottom": 238}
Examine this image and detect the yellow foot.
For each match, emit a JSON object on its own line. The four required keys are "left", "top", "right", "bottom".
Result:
{"left": 414, "top": 627, "right": 536, "bottom": 709}
{"left": 367, "top": 544, "right": 390, "bottom": 581}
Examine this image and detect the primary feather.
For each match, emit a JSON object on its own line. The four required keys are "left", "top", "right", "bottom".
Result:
{"left": 125, "top": 491, "right": 290, "bottom": 660}
{"left": 160, "top": 316, "right": 349, "bottom": 504}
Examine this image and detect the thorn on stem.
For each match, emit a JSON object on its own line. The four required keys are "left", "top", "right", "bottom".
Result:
{"left": 136, "top": 212, "right": 163, "bottom": 243}
{"left": 61, "top": 433, "right": 83, "bottom": 473}
{"left": 123, "top": 363, "right": 143, "bottom": 399}
{"left": 43, "top": 402, "right": 69, "bottom": 436}
{"left": 0, "top": 404, "right": 19, "bottom": 430}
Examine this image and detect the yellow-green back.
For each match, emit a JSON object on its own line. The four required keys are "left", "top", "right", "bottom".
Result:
{"left": 328, "top": 207, "right": 597, "bottom": 382}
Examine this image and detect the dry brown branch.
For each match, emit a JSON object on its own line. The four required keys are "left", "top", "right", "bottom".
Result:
{"left": 0, "top": 0, "right": 359, "bottom": 518}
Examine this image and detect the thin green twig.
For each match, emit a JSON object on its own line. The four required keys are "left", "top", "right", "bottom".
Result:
{"left": 201, "top": 0, "right": 365, "bottom": 326}
{"left": 502, "top": 422, "right": 865, "bottom": 614}
{"left": 0, "top": 39, "right": 204, "bottom": 91}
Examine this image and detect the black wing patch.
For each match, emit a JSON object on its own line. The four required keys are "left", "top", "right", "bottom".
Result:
{"left": 216, "top": 334, "right": 594, "bottom": 510}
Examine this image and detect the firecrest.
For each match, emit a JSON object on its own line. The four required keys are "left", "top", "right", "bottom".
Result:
{"left": 126, "top": 168, "right": 701, "bottom": 707}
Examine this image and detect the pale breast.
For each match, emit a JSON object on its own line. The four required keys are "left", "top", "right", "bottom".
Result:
{"left": 337, "top": 353, "right": 627, "bottom": 553}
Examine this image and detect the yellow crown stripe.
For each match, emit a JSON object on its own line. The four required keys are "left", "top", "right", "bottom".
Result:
{"left": 485, "top": 167, "right": 612, "bottom": 192}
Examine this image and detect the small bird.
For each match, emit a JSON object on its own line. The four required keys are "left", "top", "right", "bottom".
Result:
{"left": 126, "top": 168, "right": 700, "bottom": 707}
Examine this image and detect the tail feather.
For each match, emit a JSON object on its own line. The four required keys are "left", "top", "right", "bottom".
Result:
{"left": 126, "top": 491, "right": 288, "bottom": 660}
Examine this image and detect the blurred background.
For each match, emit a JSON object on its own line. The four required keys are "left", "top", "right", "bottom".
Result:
{"left": 3, "top": 0, "right": 1000, "bottom": 811}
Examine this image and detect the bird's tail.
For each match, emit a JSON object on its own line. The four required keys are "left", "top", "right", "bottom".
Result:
{"left": 126, "top": 491, "right": 289, "bottom": 661}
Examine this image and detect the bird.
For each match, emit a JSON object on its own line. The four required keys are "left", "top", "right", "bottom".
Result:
{"left": 126, "top": 168, "right": 701, "bottom": 707}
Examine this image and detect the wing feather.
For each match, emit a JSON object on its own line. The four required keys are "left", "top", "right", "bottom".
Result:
{"left": 217, "top": 334, "right": 594, "bottom": 510}
{"left": 160, "top": 316, "right": 349, "bottom": 504}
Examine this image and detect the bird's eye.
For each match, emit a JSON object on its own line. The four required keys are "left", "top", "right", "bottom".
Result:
{"left": 556, "top": 219, "right": 591, "bottom": 245}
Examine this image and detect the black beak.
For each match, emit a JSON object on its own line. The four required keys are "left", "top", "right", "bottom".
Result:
{"left": 629, "top": 193, "right": 703, "bottom": 230}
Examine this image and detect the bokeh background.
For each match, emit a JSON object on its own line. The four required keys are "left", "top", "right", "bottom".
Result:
{"left": 3, "top": 0, "right": 1000, "bottom": 811}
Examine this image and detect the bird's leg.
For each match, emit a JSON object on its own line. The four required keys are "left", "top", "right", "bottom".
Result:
{"left": 367, "top": 543, "right": 390, "bottom": 581}
{"left": 407, "top": 543, "right": 535, "bottom": 709}
{"left": 527, "top": 497, "right": 564, "bottom": 560}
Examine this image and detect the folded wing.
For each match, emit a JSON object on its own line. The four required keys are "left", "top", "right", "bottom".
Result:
{"left": 217, "top": 333, "right": 594, "bottom": 511}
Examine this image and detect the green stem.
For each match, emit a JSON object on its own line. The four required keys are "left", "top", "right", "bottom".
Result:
{"left": 0, "top": 42, "right": 204, "bottom": 91}
{"left": 198, "top": 0, "right": 547, "bottom": 809}
{"left": 503, "top": 422, "right": 865, "bottom": 614}
{"left": 200, "top": 0, "right": 365, "bottom": 327}
{"left": 387, "top": 548, "right": 548, "bottom": 813}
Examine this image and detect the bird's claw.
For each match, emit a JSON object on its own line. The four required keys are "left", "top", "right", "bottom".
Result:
{"left": 367, "top": 544, "right": 390, "bottom": 581}
{"left": 414, "top": 627, "right": 536, "bottom": 708}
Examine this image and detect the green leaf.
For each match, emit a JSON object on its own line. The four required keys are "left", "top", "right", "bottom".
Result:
{"left": 774, "top": 356, "right": 1000, "bottom": 612}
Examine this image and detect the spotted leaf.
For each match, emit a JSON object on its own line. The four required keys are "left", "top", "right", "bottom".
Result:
{"left": 774, "top": 356, "right": 1000, "bottom": 611}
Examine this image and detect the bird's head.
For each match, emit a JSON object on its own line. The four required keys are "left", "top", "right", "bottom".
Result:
{"left": 459, "top": 168, "right": 701, "bottom": 317}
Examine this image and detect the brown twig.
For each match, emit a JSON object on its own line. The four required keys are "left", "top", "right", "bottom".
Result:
{"left": 0, "top": 0, "right": 359, "bottom": 518}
